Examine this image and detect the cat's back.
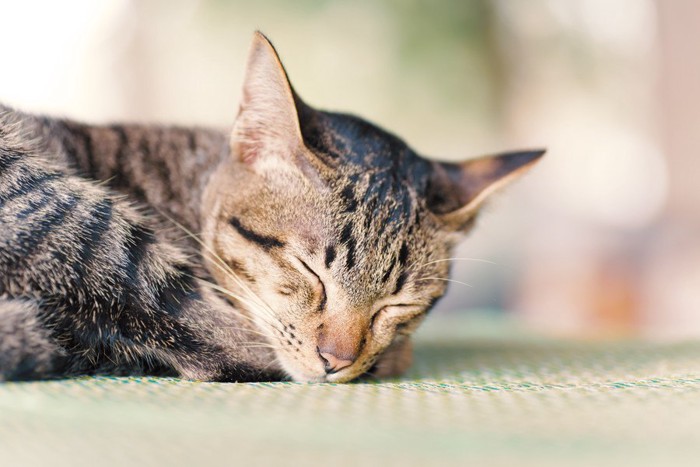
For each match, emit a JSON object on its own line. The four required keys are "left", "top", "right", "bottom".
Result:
{"left": 0, "top": 102, "right": 231, "bottom": 256}
{"left": 0, "top": 104, "right": 228, "bottom": 215}
{"left": 0, "top": 103, "right": 41, "bottom": 154}
{"left": 0, "top": 103, "right": 81, "bottom": 178}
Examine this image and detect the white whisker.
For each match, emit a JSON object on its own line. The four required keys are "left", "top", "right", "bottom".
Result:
{"left": 415, "top": 277, "right": 473, "bottom": 288}
{"left": 420, "top": 257, "right": 496, "bottom": 268}
{"left": 198, "top": 277, "right": 281, "bottom": 332}
{"left": 158, "top": 211, "right": 280, "bottom": 325}
{"left": 263, "top": 356, "right": 286, "bottom": 375}
{"left": 240, "top": 343, "right": 284, "bottom": 351}
{"left": 209, "top": 269, "right": 279, "bottom": 329}
{"left": 196, "top": 246, "right": 281, "bottom": 325}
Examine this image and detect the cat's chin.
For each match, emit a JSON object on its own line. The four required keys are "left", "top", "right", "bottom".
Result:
{"left": 285, "top": 368, "right": 328, "bottom": 383}
{"left": 289, "top": 371, "right": 357, "bottom": 384}
{"left": 323, "top": 371, "right": 359, "bottom": 384}
{"left": 284, "top": 365, "right": 361, "bottom": 384}
{"left": 276, "top": 354, "right": 359, "bottom": 383}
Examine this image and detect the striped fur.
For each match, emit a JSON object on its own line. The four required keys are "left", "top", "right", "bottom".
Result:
{"left": 0, "top": 106, "right": 280, "bottom": 382}
{"left": 0, "top": 32, "right": 542, "bottom": 383}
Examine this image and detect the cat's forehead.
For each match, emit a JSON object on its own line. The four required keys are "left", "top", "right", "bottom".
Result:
{"left": 301, "top": 110, "right": 433, "bottom": 187}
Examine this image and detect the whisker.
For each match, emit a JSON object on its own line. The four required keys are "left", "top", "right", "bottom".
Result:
{"left": 196, "top": 247, "right": 274, "bottom": 315}
{"left": 420, "top": 257, "right": 496, "bottom": 268}
{"left": 414, "top": 277, "right": 473, "bottom": 288}
{"left": 200, "top": 263, "right": 281, "bottom": 329}
{"left": 207, "top": 281, "right": 280, "bottom": 330}
{"left": 199, "top": 319, "right": 272, "bottom": 339}
{"left": 198, "top": 278, "right": 281, "bottom": 332}
{"left": 239, "top": 343, "right": 284, "bottom": 351}
{"left": 193, "top": 274, "right": 259, "bottom": 312}
{"left": 237, "top": 340, "right": 284, "bottom": 349}
{"left": 409, "top": 256, "right": 495, "bottom": 276}
{"left": 214, "top": 324, "right": 272, "bottom": 338}
{"left": 262, "top": 359, "right": 282, "bottom": 375}
{"left": 158, "top": 211, "right": 280, "bottom": 323}
{"left": 214, "top": 324, "right": 274, "bottom": 340}
{"left": 158, "top": 212, "right": 310, "bottom": 377}
{"left": 192, "top": 274, "right": 267, "bottom": 321}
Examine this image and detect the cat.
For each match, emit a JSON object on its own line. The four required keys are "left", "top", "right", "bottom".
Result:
{"left": 0, "top": 32, "right": 543, "bottom": 383}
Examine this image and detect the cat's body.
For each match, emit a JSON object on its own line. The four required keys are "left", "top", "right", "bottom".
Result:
{"left": 0, "top": 106, "right": 281, "bottom": 381}
{"left": 0, "top": 33, "right": 543, "bottom": 383}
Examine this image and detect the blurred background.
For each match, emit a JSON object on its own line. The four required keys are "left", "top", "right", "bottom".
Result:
{"left": 0, "top": 0, "right": 697, "bottom": 339}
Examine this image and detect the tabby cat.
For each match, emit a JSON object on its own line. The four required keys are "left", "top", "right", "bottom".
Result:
{"left": 0, "top": 32, "right": 543, "bottom": 383}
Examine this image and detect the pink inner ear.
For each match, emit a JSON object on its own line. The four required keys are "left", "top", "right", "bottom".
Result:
{"left": 427, "top": 160, "right": 485, "bottom": 215}
{"left": 231, "top": 33, "right": 304, "bottom": 167}
{"left": 428, "top": 149, "right": 545, "bottom": 218}
{"left": 238, "top": 138, "right": 263, "bottom": 165}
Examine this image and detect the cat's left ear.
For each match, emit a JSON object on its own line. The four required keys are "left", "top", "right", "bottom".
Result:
{"left": 231, "top": 31, "right": 304, "bottom": 167}
{"left": 427, "top": 149, "right": 545, "bottom": 232}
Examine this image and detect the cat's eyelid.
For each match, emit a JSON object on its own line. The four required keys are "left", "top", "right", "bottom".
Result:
{"left": 376, "top": 303, "right": 422, "bottom": 314}
{"left": 295, "top": 257, "right": 327, "bottom": 312}
{"left": 370, "top": 304, "right": 423, "bottom": 330}
{"left": 295, "top": 257, "right": 322, "bottom": 282}
{"left": 371, "top": 303, "right": 421, "bottom": 321}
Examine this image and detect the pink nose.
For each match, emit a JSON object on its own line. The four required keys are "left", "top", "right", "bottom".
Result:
{"left": 316, "top": 318, "right": 364, "bottom": 374}
{"left": 317, "top": 349, "right": 355, "bottom": 374}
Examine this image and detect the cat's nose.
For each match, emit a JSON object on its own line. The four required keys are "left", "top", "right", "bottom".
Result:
{"left": 316, "top": 316, "right": 365, "bottom": 374}
{"left": 317, "top": 347, "right": 356, "bottom": 374}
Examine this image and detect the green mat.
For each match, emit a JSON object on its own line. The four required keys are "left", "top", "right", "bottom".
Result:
{"left": 2, "top": 312, "right": 700, "bottom": 466}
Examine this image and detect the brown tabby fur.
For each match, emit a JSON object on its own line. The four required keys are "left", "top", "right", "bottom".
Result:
{"left": 0, "top": 32, "right": 543, "bottom": 383}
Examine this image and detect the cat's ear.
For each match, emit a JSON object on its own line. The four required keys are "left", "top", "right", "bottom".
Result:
{"left": 427, "top": 149, "right": 545, "bottom": 232}
{"left": 231, "top": 31, "right": 304, "bottom": 166}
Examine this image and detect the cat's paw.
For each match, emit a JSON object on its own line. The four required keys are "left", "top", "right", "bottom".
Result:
{"left": 370, "top": 337, "right": 413, "bottom": 378}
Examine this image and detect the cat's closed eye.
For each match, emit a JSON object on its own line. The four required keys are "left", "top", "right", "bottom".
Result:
{"left": 370, "top": 304, "right": 423, "bottom": 330}
{"left": 295, "top": 258, "right": 327, "bottom": 313}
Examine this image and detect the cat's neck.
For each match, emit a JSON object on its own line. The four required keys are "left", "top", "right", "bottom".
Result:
{"left": 47, "top": 118, "right": 230, "bottom": 232}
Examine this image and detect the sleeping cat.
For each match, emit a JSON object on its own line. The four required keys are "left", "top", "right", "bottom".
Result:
{"left": 0, "top": 32, "right": 543, "bottom": 383}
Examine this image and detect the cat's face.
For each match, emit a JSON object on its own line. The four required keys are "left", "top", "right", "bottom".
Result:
{"left": 202, "top": 32, "right": 543, "bottom": 382}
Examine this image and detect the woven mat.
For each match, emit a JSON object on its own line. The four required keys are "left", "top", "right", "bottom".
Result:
{"left": 2, "top": 313, "right": 700, "bottom": 467}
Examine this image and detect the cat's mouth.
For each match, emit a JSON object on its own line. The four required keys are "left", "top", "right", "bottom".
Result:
{"left": 277, "top": 355, "right": 359, "bottom": 383}
{"left": 271, "top": 333, "right": 381, "bottom": 383}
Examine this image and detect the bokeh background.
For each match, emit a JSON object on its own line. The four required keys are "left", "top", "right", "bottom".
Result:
{"left": 1, "top": 0, "right": 697, "bottom": 339}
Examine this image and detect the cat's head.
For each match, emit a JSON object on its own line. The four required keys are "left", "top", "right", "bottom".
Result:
{"left": 202, "top": 32, "right": 543, "bottom": 382}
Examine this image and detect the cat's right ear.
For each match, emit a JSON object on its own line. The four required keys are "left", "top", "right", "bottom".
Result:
{"left": 231, "top": 32, "right": 304, "bottom": 168}
{"left": 426, "top": 149, "right": 545, "bottom": 232}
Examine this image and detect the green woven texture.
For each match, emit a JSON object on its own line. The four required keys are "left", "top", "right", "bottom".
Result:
{"left": 2, "top": 312, "right": 700, "bottom": 466}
